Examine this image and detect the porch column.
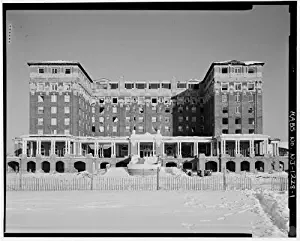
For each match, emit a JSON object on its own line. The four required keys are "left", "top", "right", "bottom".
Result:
{"left": 217, "top": 141, "right": 220, "bottom": 156}
{"left": 65, "top": 140, "right": 68, "bottom": 155}
{"left": 22, "top": 140, "right": 27, "bottom": 154}
{"left": 137, "top": 142, "right": 140, "bottom": 156}
{"left": 38, "top": 140, "right": 42, "bottom": 155}
{"left": 50, "top": 140, "right": 54, "bottom": 155}
{"left": 94, "top": 142, "right": 97, "bottom": 157}
{"left": 162, "top": 142, "right": 165, "bottom": 156}
{"left": 194, "top": 142, "right": 198, "bottom": 156}
{"left": 250, "top": 139, "right": 255, "bottom": 156}
{"left": 264, "top": 140, "right": 268, "bottom": 155}
{"left": 210, "top": 142, "right": 213, "bottom": 156}
{"left": 111, "top": 141, "right": 116, "bottom": 157}
{"left": 153, "top": 141, "right": 155, "bottom": 156}
{"left": 68, "top": 140, "right": 71, "bottom": 154}
{"left": 220, "top": 140, "right": 224, "bottom": 155}
{"left": 73, "top": 141, "right": 77, "bottom": 155}
{"left": 29, "top": 141, "right": 33, "bottom": 157}
{"left": 79, "top": 141, "right": 82, "bottom": 156}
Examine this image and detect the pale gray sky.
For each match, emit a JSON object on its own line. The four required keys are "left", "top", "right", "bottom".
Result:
{"left": 6, "top": 6, "right": 290, "bottom": 154}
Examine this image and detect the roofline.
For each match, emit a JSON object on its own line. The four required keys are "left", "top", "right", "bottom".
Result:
{"left": 27, "top": 61, "right": 93, "bottom": 83}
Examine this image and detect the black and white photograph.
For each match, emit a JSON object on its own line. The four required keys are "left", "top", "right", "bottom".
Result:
{"left": 3, "top": 1, "right": 296, "bottom": 238}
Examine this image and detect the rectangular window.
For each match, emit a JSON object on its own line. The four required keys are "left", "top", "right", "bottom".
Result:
{"left": 51, "top": 106, "right": 57, "bottom": 114}
{"left": 221, "top": 83, "right": 228, "bottom": 91}
{"left": 138, "top": 116, "right": 144, "bottom": 122}
{"left": 200, "top": 98, "right": 204, "bottom": 104}
{"left": 248, "top": 94, "right": 254, "bottom": 102}
{"left": 192, "top": 106, "right": 197, "bottom": 113}
{"left": 235, "top": 118, "right": 241, "bottom": 124}
{"left": 64, "top": 129, "right": 70, "bottom": 135}
{"left": 165, "top": 126, "right": 170, "bottom": 132}
{"left": 185, "top": 116, "right": 189, "bottom": 121}
{"left": 162, "top": 83, "right": 171, "bottom": 89}
{"left": 248, "top": 67, "right": 256, "bottom": 74}
{"left": 192, "top": 117, "right": 196, "bottom": 122}
{"left": 51, "top": 94, "right": 57, "bottom": 102}
{"left": 38, "top": 95, "right": 44, "bottom": 102}
{"left": 92, "top": 126, "right": 95, "bottom": 132}
{"left": 52, "top": 68, "right": 58, "bottom": 74}
{"left": 192, "top": 127, "right": 196, "bottom": 133}
{"left": 235, "top": 94, "right": 240, "bottom": 102}
{"left": 63, "top": 106, "right": 69, "bottom": 114}
{"left": 178, "top": 106, "right": 183, "bottom": 113}
{"left": 249, "top": 129, "right": 255, "bottom": 134}
{"left": 201, "top": 116, "right": 204, "bottom": 122}
{"left": 223, "top": 106, "right": 228, "bottom": 114}
{"left": 234, "top": 67, "right": 241, "bottom": 74}
{"left": 138, "top": 126, "right": 144, "bottom": 132}
{"left": 178, "top": 116, "right": 183, "bottom": 122}
{"left": 221, "top": 67, "right": 228, "bottom": 74}
{"left": 112, "top": 107, "right": 117, "bottom": 113}
{"left": 38, "top": 68, "right": 44, "bottom": 74}
{"left": 110, "top": 83, "right": 119, "bottom": 89}
{"left": 235, "top": 83, "right": 242, "bottom": 91}
{"left": 165, "top": 108, "right": 170, "bottom": 113}
{"left": 149, "top": 83, "right": 160, "bottom": 89}
{"left": 188, "top": 83, "right": 199, "bottom": 90}
{"left": 248, "top": 83, "right": 255, "bottom": 91}
{"left": 52, "top": 129, "right": 57, "bottom": 135}
{"left": 51, "top": 118, "right": 57, "bottom": 125}
{"left": 38, "top": 118, "right": 43, "bottom": 125}
{"left": 99, "top": 126, "right": 104, "bottom": 132}
{"left": 92, "top": 116, "right": 95, "bottom": 123}
{"left": 125, "top": 83, "right": 134, "bottom": 89}
{"left": 222, "top": 95, "right": 227, "bottom": 102}
{"left": 248, "top": 107, "right": 253, "bottom": 113}
{"left": 38, "top": 106, "right": 44, "bottom": 114}
{"left": 100, "top": 107, "right": 105, "bottom": 114}
{"left": 136, "top": 83, "right": 146, "bottom": 89}
{"left": 113, "top": 116, "right": 118, "bottom": 122}
{"left": 249, "top": 118, "right": 255, "bottom": 125}
{"left": 38, "top": 129, "right": 43, "bottom": 135}
{"left": 65, "top": 68, "right": 71, "bottom": 74}
{"left": 64, "top": 84, "right": 71, "bottom": 91}
{"left": 177, "top": 83, "right": 187, "bottom": 88}
{"left": 65, "top": 118, "right": 70, "bottom": 125}
{"left": 222, "top": 118, "right": 228, "bottom": 125}
{"left": 64, "top": 95, "right": 70, "bottom": 102}
{"left": 165, "top": 117, "right": 170, "bottom": 123}
{"left": 151, "top": 98, "right": 157, "bottom": 104}
{"left": 99, "top": 98, "right": 105, "bottom": 104}
{"left": 51, "top": 83, "right": 58, "bottom": 91}
{"left": 92, "top": 107, "right": 95, "bottom": 113}
{"left": 222, "top": 129, "right": 228, "bottom": 134}
{"left": 200, "top": 108, "right": 204, "bottom": 113}
{"left": 125, "top": 126, "right": 130, "bottom": 131}
{"left": 126, "top": 116, "right": 130, "bottom": 122}
{"left": 152, "top": 117, "right": 157, "bottom": 122}
{"left": 178, "top": 126, "right": 183, "bottom": 132}
{"left": 112, "top": 97, "right": 118, "bottom": 104}
{"left": 235, "top": 129, "right": 242, "bottom": 134}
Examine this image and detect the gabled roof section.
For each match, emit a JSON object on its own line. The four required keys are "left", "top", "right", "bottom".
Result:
{"left": 27, "top": 60, "right": 93, "bottom": 83}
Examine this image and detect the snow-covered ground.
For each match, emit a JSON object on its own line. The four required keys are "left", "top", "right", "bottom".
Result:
{"left": 6, "top": 190, "right": 287, "bottom": 237}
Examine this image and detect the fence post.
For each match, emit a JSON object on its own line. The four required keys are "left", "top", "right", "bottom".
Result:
{"left": 156, "top": 167, "right": 159, "bottom": 190}
{"left": 223, "top": 167, "right": 226, "bottom": 191}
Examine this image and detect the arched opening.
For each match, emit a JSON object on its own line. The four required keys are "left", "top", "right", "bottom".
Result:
{"left": 74, "top": 161, "right": 86, "bottom": 172}
{"left": 8, "top": 161, "right": 19, "bottom": 172}
{"left": 255, "top": 161, "right": 264, "bottom": 172}
{"left": 241, "top": 161, "right": 250, "bottom": 172}
{"left": 205, "top": 161, "right": 218, "bottom": 172}
{"left": 56, "top": 161, "right": 65, "bottom": 173}
{"left": 100, "top": 162, "right": 110, "bottom": 169}
{"left": 41, "top": 161, "right": 50, "bottom": 173}
{"left": 166, "top": 162, "right": 177, "bottom": 167}
{"left": 27, "top": 161, "right": 36, "bottom": 173}
{"left": 279, "top": 161, "right": 284, "bottom": 171}
{"left": 226, "top": 161, "right": 236, "bottom": 172}
{"left": 182, "top": 162, "right": 193, "bottom": 170}
{"left": 116, "top": 161, "right": 127, "bottom": 168}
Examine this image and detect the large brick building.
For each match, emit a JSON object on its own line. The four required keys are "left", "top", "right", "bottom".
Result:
{"left": 8, "top": 60, "right": 287, "bottom": 173}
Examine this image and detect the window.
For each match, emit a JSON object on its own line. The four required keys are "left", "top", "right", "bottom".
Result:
{"left": 249, "top": 129, "right": 255, "bottom": 134}
{"left": 126, "top": 105, "right": 130, "bottom": 111}
{"left": 162, "top": 83, "right": 171, "bottom": 89}
{"left": 236, "top": 105, "right": 241, "bottom": 114}
{"left": 38, "top": 129, "right": 43, "bottom": 135}
{"left": 165, "top": 126, "right": 170, "bottom": 132}
{"left": 92, "top": 107, "right": 95, "bottom": 113}
{"left": 221, "top": 83, "right": 228, "bottom": 91}
{"left": 65, "top": 68, "right": 71, "bottom": 74}
{"left": 38, "top": 106, "right": 44, "bottom": 114}
{"left": 38, "top": 95, "right": 44, "bottom": 102}
{"left": 165, "top": 117, "right": 170, "bottom": 123}
{"left": 186, "top": 125, "right": 189, "bottom": 131}
{"left": 152, "top": 117, "right": 157, "bottom": 122}
{"left": 51, "top": 106, "right": 57, "bottom": 114}
{"left": 221, "top": 67, "right": 228, "bottom": 74}
{"left": 235, "top": 129, "right": 242, "bottom": 134}
{"left": 200, "top": 108, "right": 204, "bottom": 113}
{"left": 112, "top": 107, "right": 117, "bottom": 113}
{"left": 51, "top": 118, "right": 57, "bottom": 125}
{"left": 64, "top": 129, "right": 70, "bottom": 135}
{"left": 178, "top": 126, "right": 183, "bottom": 132}
{"left": 234, "top": 67, "right": 242, "bottom": 74}
{"left": 248, "top": 107, "right": 253, "bottom": 113}
{"left": 51, "top": 94, "right": 57, "bottom": 102}
{"left": 151, "top": 98, "right": 157, "bottom": 104}
{"left": 178, "top": 106, "right": 183, "bottom": 113}
{"left": 64, "top": 95, "right": 70, "bottom": 102}
{"left": 185, "top": 106, "right": 189, "bottom": 111}
{"left": 248, "top": 94, "right": 254, "bottom": 102}
{"left": 235, "top": 118, "right": 241, "bottom": 124}
{"left": 52, "top": 129, "right": 57, "bottom": 135}
{"left": 112, "top": 97, "right": 118, "bottom": 104}
{"left": 138, "top": 126, "right": 144, "bottom": 132}
{"left": 64, "top": 84, "right": 71, "bottom": 91}
{"left": 38, "top": 68, "right": 44, "bottom": 74}
{"left": 165, "top": 108, "right": 170, "bottom": 113}
{"left": 191, "top": 127, "right": 196, "bottom": 133}
{"left": 126, "top": 116, "right": 130, "bottom": 122}
{"left": 222, "top": 118, "right": 228, "bottom": 125}
{"left": 52, "top": 68, "right": 58, "bottom": 74}
{"left": 177, "top": 83, "right": 187, "bottom": 88}
{"left": 92, "top": 116, "right": 95, "bottom": 123}
{"left": 99, "top": 126, "right": 104, "bottom": 132}
{"left": 185, "top": 116, "right": 189, "bottom": 121}
{"left": 188, "top": 83, "right": 199, "bottom": 89}
{"left": 149, "top": 83, "right": 160, "bottom": 89}
{"left": 235, "top": 83, "right": 242, "bottom": 91}
{"left": 125, "top": 83, "right": 134, "bottom": 89}
{"left": 201, "top": 116, "right": 204, "bottom": 122}
{"left": 51, "top": 83, "right": 58, "bottom": 91}
{"left": 38, "top": 118, "right": 43, "bottom": 125}
{"left": 99, "top": 117, "right": 104, "bottom": 124}
{"left": 200, "top": 98, "right": 204, "bottom": 104}
{"left": 222, "top": 129, "right": 228, "bottom": 134}
{"left": 235, "top": 94, "right": 240, "bottom": 102}
{"left": 248, "top": 83, "right": 255, "bottom": 91}
{"left": 192, "top": 117, "right": 196, "bottom": 122}
{"left": 138, "top": 116, "right": 144, "bottom": 122}
{"left": 192, "top": 106, "right": 197, "bottom": 113}
{"left": 178, "top": 116, "right": 183, "bottom": 122}
{"left": 91, "top": 125, "right": 95, "bottom": 132}
{"left": 100, "top": 107, "right": 105, "bottom": 114}
{"left": 65, "top": 118, "right": 70, "bottom": 125}
{"left": 110, "top": 83, "right": 118, "bottom": 89}
{"left": 111, "top": 126, "right": 117, "bottom": 132}
{"left": 223, "top": 106, "right": 228, "bottom": 114}
{"left": 139, "top": 107, "right": 144, "bottom": 114}
{"left": 136, "top": 83, "right": 146, "bottom": 89}
{"left": 249, "top": 118, "right": 255, "bottom": 125}
{"left": 248, "top": 67, "right": 256, "bottom": 74}
{"left": 222, "top": 95, "right": 227, "bottom": 102}
{"left": 64, "top": 106, "right": 70, "bottom": 114}
{"left": 113, "top": 116, "right": 118, "bottom": 122}
{"left": 99, "top": 98, "right": 105, "bottom": 104}
{"left": 37, "top": 84, "right": 44, "bottom": 91}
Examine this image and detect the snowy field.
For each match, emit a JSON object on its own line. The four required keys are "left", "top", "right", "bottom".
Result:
{"left": 6, "top": 190, "right": 288, "bottom": 237}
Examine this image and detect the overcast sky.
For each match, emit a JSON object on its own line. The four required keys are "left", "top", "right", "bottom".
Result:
{"left": 6, "top": 6, "right": 289, "bottom": 154}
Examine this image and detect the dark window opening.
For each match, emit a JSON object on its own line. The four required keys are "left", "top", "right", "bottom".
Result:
{"left": 200, "top": 108, "right": 204, "bottom": 113}
{"left": 248, "top": 67, "right": 256, "bottom": 74}
{"left": 249, "top": 118, "right": 255, "bottom": 125}
{"left": 38, "top": 68, "right": 44, "bottom": 73}
{"left": 177, "top": 83, "right": 187, "bottom": 88}
{"left": 222, "top": 129, "right": 228, "bottom": 134}
{"left": 112, "top": 97, "right": 118, "bottom": 103}
{"left": 165, "top": 108, "right": 170, "bottom": 113}
{"left": 235, "top": 129, "right": 242, "bottom": 134}
{"left": 222, "top": 107, "right": 228, "bottom": 114}
{"left": 99, "top": 98, "right": 105, "bottom": 103}
{"left": 92, "top": 126, "right": 95, "bottom": 132}
{"left": 149, "top": 83, "right": 160, "bottom": 89}
{"left": 152, "top": 98, "right": 157, "bottom": 104}
{"left": 248, "top": 107, "right": 253, "bottom": 113}
{"left": 191, "top": 127, "right": 196, "bottom": 133}
{"left": 222, "top": 118, "right": 228, "bottom": 125}
{"left": 139, "top": 107, "right": 144, "bottom": 114}
{"left": 100, "top": 107, "right": 105, "bottom": 114}
{"left": 125, "top": 83, "right": 134, "bottom": 89}
{"left": 235, "top": 118, "right": 241, "bottom": 124}
{"left": 65, "top": 68, "right": 71, "bottom": 74}
{"left": 249, "top": 129, "right": 255, "bottom": 134}
{"left": 221, "top": 67, "right": 228, "bottom": 74}
{"left": 110, "top": 83, "right": 119, "bottom": 89}
{"left": 162, "top": 83, "right": 171, "bottom": 89}
{"left": 136, "top": 83, "right": 146, "bottom": 89}
{"left": 113, "top": 117, "right": 118, "bottom": 122}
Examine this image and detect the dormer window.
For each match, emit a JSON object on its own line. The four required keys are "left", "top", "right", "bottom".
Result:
{"left": 248, "top": 67, "right": 256, "bottom": 74}
{"left": 38, "top": 68, "right": 45, "bottom": 74}
{"left": 125, "top": 83, "right": 134, "bottom": 89}
{"left": 177, "top": 83, "right": 187, "bottom": 88}
{"left": 52, "top": 68, "right": 58, "bottom": 74}
{"left": 136, "top": 83, "right": 146, "bottom": 89}
{"left": 110, "top": 83, "right": 118, "bottom": 89}
{"left": 65, "top": 68, "right": 71, "bottom": 74}
{"left": 221, "top": 67, "right": 228, "bottom": 74}
{"left": 149, "top": 83, "right": 160, "bottom": 89}
{"left": 162, "top": 83, "right": 171, "bottom": 89}
{"left": 234, "top": 67, "right": 242, "bottom": 74}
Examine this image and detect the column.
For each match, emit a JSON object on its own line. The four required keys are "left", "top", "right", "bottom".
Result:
{"left": 38, "top": 140, "right": 41, "bottom": 155}
{"left": 73, "top": 141, "right": 77, "bottom": 155}
{"left": 65, "top": 140, "right": 68, "bottom": 155}
{"left": 22, "top": 140, "right": 27, "bottom": 154}
{"left": 50, "top": 140, "right": 54, "bottom": 155}
{"left": 94, "top": 142, "right": 97, "bottom": 157}
{"left": 29, "top": 141, "right": 33, "bottom": 157}
{"left": 68, "top": 140, "right": 71, "bottom": 154}
{"left": 264, "top": 140, "right": 268, "bottom": 155}
{"left": 153, "top": 141, "right": 155, "bottom": 156}
{"left": 237, "top": 140, "right": 240, "bottom": 155}
{"left": 210, "top": 142, "right": 213, "bottom": 156}
{"left": 162, "top": 142, "right": 165, "bottom": 157}
{"left": 137, "top": 142, "right": 140, "bottom": 156}
{"left": 250, "top": 139, "right": 254, "bottom": 156}
{"left": 217, "top": 141, "right": 220, "bottom": 156}
{"left": 79, "top": 142, "right": 82, "bottom": 156}
{"left": 111, "top": 142, "right": 115, "bottom": 157}
{"left": 193, "top": 142, "right": 198, "bottom": 156}
{"left": 220, "top": 140, "right": 224, "bottom": 155}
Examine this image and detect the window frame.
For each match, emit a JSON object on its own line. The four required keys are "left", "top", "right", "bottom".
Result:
{"left": 177, "top": 82, "right": 187, "bottom": 89}
{"left": 51, "top": 118, "right": 57, "bottom": 126}
{"left": 38, "top": 68, "right": 45, "bottom": 74}
{"left": 64, "top": 94, "right": 70, "bottom": 102}
{"left": 234, "top": 83, "right": 242, "bottom": 91}
{"left": 247, "top": 82, "right": 255, "bottom": 91}
{"left": 124, "top": 82, "right": 134, "bottom": 89}
{"left": 38, "top": 118, "right": 43, "bottom": 125}
{"left": 149, "top": 83, "right": 160, "bottom": 89}
{"left": 65, "top": 68, "right": 71, "bottom": 74}
{"left": 51, "top": 106, "right": 57, "bottom": 114}
{"left": 161, "top": 82, "right": 171, "bottom": 89}
{"left": 135, "top": 82, "right": 147, "bottom": 89}
{"left": 109, "top": 82, "right": 119, "bottom": 90}
{"left": 221, "top": 67, "right": 228, "bottom": 74}
{"left": 221, "top": 83, "right": 229, "bottom": 91}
